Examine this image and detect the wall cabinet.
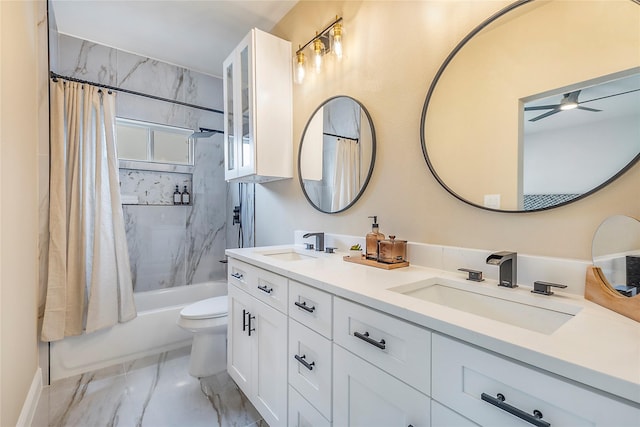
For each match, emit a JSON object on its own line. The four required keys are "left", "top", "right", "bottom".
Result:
{"left": 228, "top": 283, "right": 287, "bottom": 427}
{"left": 223, "top": 28, "right": 292, "bottom": 183}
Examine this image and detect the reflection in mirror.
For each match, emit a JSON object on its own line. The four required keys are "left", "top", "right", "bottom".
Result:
{"left": 421, "top": 0, "right": 640, "bottom": 212}
{"left": 299, "top": 96, "right": 375, "bottom": 213}
{"left": 522, "top": 71, "right": 640, "bottom": 210}
{"left": 592, "top": 215, "right": 640, "bottom": 297}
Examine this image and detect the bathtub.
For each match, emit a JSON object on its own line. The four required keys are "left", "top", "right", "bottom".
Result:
{"left": 49, "top": 281, "right": 226, "bottom": 382}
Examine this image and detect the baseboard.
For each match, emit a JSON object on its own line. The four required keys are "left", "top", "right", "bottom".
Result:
{"left": 16, "top": 367, "right": 42, "bottom": 427}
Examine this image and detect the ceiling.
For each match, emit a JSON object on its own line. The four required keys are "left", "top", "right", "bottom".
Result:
{"left": 50, "top": 0, "right": 298, "bottom": 78}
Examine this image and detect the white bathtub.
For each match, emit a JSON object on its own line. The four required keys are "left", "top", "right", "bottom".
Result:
{"left": 49, "top": 281, "right": 226, "bottom": 381}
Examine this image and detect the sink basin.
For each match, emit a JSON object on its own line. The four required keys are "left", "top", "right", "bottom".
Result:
{"left": 390, "top": 278, "right": 580, "bottom": 334}
{"left": 257, "top": 249, "right": 318, "bottom": 262}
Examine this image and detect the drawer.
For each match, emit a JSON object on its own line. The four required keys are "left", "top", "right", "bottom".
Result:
{"left": 289, "top": 280, "right": 332, "bottom": 338}
{"left": 288, "top": 386, "right": 331, "bottom": 427}
{"left": 228, "top": 258, "right": 254, "bottom": 291}
{"left": 432, "top": 334, "right": 640, "bottom": 427}
{"left": 333, "top": 297, "right": 431, "bottom": 395}
{"left": 251, "top": 264, "right": 288, "bottom": 314}
{"left": 289, "top": 319, "right": 332, "bottom": 420}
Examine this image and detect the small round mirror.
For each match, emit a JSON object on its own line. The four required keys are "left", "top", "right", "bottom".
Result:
{"left": 298, "top": 96, "right": 376, "bottom": 213}
{"left": 592, "top": 215, "right": 640, "bottom": 297}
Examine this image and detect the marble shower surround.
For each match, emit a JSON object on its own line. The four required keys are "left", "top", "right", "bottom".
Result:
{"left": 48, "top": 34, "right": 254, "bottom": 292}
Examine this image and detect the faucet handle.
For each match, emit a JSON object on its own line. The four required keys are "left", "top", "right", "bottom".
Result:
{"left": 531, "top": 281, "right": 567, "bottom": 296}
{"left": 304, "top": 243, "right": 314, "bottom": 250}
{"left": 325, "top": 247, "right": 337, "bottom": 254}
{"left": 458, "top": 268, "right": 484, "bottom": 282}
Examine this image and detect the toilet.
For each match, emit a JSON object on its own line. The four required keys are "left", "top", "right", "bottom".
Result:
{"left": 177, "top": 296, "right": 228, "bottom": 378}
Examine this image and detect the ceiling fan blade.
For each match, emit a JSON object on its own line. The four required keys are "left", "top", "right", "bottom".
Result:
{"left": 524, "top": 104, "right": 561, "bottom": 111}
{"left": 529, "top": 108, "right": 561, "bottom": 122}
{"left": 577, "top": 106, "right": 602, "bottom": 112}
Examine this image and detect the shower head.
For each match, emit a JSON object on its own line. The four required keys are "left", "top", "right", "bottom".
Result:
{"left": 190, "top": 128, "right": 222, "bottom": 138}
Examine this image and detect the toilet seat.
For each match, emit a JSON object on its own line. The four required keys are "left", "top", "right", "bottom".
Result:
{"left": 180, "top": 296, "right": 228, "bottom": 320}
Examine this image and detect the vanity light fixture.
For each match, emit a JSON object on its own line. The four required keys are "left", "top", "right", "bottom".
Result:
{"left": 294, "top": 16, "right": 343, "bottom": 84}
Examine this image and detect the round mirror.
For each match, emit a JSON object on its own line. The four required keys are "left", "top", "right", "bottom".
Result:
{"left": 299, "top": 96, "right": 376, "bottom": 213}
{"left": 421, "top": 0, "right": 640, "bottom": 212}
{"left": 592, "top": 215, "right": 640, "bottom": 297}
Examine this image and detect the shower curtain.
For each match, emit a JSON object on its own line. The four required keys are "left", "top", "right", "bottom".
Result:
{"left": 331, "top": 137, "right": 360, "bottom": 211}
{"left": 42, "top": 79, "right": 136, "bottom": 342}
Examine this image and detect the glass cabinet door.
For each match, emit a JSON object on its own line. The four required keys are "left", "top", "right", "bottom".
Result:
{"left": 224, "top": 60, "right": 236, "bottom": 178}
{"left": 239, "top": 43, "right": 252, "bottom": 174}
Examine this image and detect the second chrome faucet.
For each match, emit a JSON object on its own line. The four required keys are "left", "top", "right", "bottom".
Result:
{"left": 486, "top": 251, "right": 517, "bottom": 288}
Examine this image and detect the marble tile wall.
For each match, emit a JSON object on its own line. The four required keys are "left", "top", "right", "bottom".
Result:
{"left": 43, "top": 34, "right": 255, "bottom": 293}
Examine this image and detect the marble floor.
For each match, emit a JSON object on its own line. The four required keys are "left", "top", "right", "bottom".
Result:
{"left": 32, "top": 347, "right": 266, "bottom": 427}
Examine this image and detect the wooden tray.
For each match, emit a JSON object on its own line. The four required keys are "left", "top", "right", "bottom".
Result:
{"left": 585, "top": 266, "right": 639, "bottom": 323}
{"left": 343, "top": 255, "right": 409, "bottom": 270}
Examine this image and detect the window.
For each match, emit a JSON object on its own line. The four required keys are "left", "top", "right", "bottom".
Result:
{"left": 116, "top": 118, "right": 193, "bottom": 165}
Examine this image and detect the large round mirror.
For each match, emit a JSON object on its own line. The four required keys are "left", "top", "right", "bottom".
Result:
{"left": 421, "top": 0, "right": 640, "bottom": 212}
{"left": 299, "top": 96, "right": 376, "bottom": 213}
{"left": 592, "top": 215, "right": 640, "bottom": 297}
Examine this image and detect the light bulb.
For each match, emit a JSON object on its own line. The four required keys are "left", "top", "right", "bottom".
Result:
{"left": 560, "top": 102, "right": 578, "bottom": 111}
{"left": 313, "top": 38, "right": 324, "bottom": 72}
{"left": 332, "top": 23, "right": 343, "bottom": 59}
{"left": 294, "top": 50, "right": 305, "bottom": 84}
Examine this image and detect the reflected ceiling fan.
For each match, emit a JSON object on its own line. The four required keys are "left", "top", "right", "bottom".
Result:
{"left": 525, "top": 90, "right": 601, "bottom": 122}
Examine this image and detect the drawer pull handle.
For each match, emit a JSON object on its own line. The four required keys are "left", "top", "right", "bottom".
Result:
{"left": 231, "top": 272, "right": 244, "bottom": 280}
{"left": 354, "top": 331, "right": 386, "bottom": 350}
{"left": 294, "top": 301, "right": 316, "bottom": 313}
{"left": 481, "top": 393, "right": 550, "bottom": 427}
{"left": 242, "top": 309, "right": 248, "bottom": 332}
{"left": 294, "top": 354, "right": 315, "bottom": 371}
{"left": 257, "top": 284, "right": 273, "bottom": 294}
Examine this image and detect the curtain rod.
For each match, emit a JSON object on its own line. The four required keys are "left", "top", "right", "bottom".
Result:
{"left": 50, "top": 71, "right": 224, "bottom": 115}
{"left": 324, "top": 131, "right": 359, "bottom": 142}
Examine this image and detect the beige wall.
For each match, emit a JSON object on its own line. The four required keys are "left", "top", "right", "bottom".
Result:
{"left": 0, "top": 0, "right": 45, "bottom": 424}
{"left": 258, "top": 0, "right": 640, "bottom": 260}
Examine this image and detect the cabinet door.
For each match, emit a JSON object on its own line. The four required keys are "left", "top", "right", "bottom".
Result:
{"left": 227, "top": 285, "right": 252, "bottom": 394}
{"left": 253, "top": 297, "right": 288, "bottom": 427}
{"left": 431, "top": 401, "right": 478, "bottom": 427}
{"left": 333, "top": 344, "right": 430, "bottom": 427}
{"left": 223, "top": 53, "right": 238, "bottom": 180}
{"left": 237, "top": 32, "right": 255, "bottom": 178}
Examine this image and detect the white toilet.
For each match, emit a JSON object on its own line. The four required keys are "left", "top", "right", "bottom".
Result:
{"left": 177, "top": 296, "right": 228, "bottom": 378}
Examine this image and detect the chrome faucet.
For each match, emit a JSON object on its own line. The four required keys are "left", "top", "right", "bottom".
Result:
{"left": 486, "top": 251, "right": 517, "bottom": 288}
{"left": 303, "top": 232, "right": 324, "bottom": 252}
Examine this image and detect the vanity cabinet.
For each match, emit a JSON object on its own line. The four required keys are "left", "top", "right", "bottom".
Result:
{"left": 432, "top": 334, "right": 640, "bottom": 427}
{"left": 222, "top": 28, "right": 292, "bottom": 183}
{"left": 227, "top": 275, "right": 288, "bottom": 427}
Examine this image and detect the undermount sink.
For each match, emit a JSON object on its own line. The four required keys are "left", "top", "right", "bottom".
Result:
{"left": 390, "top": 277, "right": 580, "bottom": 334}
{"left": 257, "top": 248, "right": 318, "bottom": 262}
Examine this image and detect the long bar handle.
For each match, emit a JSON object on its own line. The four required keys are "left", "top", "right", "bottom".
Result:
{"left": 257, "top": 284, "right": 273, "bottom": 294}
{"left": 242, "top": 309, "right": 248, "bottom": 332}
{"left": 354, "top": 331, "right": 386, "bottom": 350}
{"left": 481, "top": 393, "right": 550, "bottom": 427}
{"left": 294, "top": 300, "right": 316, "bottom": 313}
{"left": 231, "top": 272, "right": 244, "bottom": 280}
{"left": 294, "top": 354, "right": 315, "bottom": 371}
{"left": 247, "top": 313, "right": 255, "bottom": 337}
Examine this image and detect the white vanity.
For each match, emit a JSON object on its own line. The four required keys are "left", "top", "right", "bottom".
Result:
{"left": 225, "top": 243, "right": 640, "bottom": 427}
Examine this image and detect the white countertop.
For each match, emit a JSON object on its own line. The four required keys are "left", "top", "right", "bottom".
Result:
{"left": 226, "top": 245, "right": 640, "bottom": 405}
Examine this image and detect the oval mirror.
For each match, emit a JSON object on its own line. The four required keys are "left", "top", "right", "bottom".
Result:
{"left": 299, "top": 96, "right": 376, "bottom": 213}
{"left": 592, "top": 215, "right": 640, "bottom": 297}
{"left": 421, "top": 0, "right": 640, "bottom": 212}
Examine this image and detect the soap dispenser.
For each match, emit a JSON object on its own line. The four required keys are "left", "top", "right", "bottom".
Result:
{"left": 366, "top": 216, "right": 385, "bottom": 260}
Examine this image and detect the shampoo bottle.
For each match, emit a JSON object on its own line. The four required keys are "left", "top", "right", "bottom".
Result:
{"left": 181, "top": 186, "right": 190, "bottom": 205}
{"left": 366, "top": 216, "right": 385, "bottom": 260}
{"left": 173, "top": 185, "right": 182, "bottom": 205}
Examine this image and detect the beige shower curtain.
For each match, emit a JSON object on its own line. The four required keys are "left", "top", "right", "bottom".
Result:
{"left": 42, "top": 79, "right": 136, "bottom": 342}
{"left": 331, "top": 137, "right": 360, "bottom": 211}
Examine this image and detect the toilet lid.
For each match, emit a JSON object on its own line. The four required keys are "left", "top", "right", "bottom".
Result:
{"left": 180, "top": 296, "right": 228, "bottom": 320}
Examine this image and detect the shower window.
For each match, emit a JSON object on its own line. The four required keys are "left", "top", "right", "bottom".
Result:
{"left": 116, "top": 118, "right": 194, "bottom": 166}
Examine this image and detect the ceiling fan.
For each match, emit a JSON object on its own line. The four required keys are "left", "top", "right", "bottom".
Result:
{"left": 524, "top": 90, "right": 601, "bottom": 122}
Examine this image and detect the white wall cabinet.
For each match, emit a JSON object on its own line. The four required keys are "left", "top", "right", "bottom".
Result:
{"left": 228, "top": 284, "right": 287, "bottom": 427}
{"left": 223, "top": 28, "right": 292, "bottom": 183}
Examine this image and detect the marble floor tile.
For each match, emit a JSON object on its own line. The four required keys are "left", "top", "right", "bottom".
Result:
{"left": 33, "top": 347, "right": 265, "bottom": 427}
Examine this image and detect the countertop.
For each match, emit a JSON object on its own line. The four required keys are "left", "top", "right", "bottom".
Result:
{"left": 226, "top": 245, "right": 640, "bottom": 405}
